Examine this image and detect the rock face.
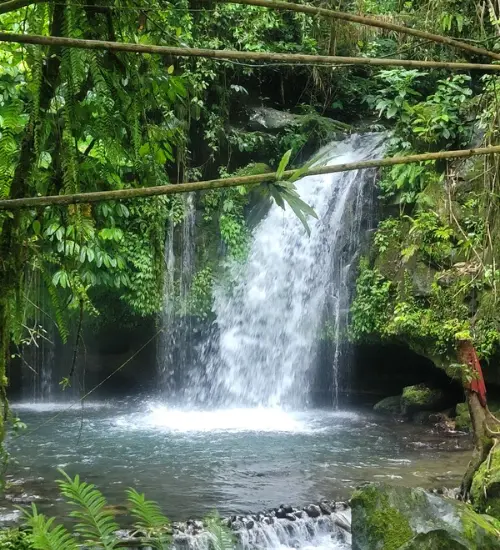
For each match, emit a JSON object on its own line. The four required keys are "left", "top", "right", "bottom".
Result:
{"left": 471, "top": 444, "right": 500, "bottom": 520}
{"left": 373, "top": 395, "right": 401, "bottom": 415}
{"left": 351, "top": 483, "right": 500, "bottom": 550}
{"left": 400, "top": 384, "right": 444, "bottom": 417}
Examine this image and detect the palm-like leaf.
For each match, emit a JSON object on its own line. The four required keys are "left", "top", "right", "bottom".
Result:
{"left": 126, "top": 489, "right": 171, "bottom": 550}
{"left": 24, "top": 503, "right": 79, "bottom": 550}
{"left": 205, "top": 512, "right": 235, "bottom": 550}
{"left": 56, "top": 470, "right": 119, "bottom": 550}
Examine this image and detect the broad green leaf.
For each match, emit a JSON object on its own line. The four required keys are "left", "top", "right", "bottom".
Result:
{"left": 276, "top": 149, "right": 292, "bottom": 180}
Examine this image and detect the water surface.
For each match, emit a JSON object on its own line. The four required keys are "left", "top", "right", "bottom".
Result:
{"left": 4, "top": 400, "right": 470, "bottom": 521}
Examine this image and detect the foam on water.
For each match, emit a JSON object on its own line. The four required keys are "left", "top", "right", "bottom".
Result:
{"left": 11, "top": 401, "right": 112, "bottom": 412}
{"left": 112, "top": 405, "right": 361, "bottom": 433}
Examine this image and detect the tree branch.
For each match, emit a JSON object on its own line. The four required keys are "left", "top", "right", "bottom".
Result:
{"left": 1, "top": 145, "right": 500, "bottom": 209}
{"left": 0, "top": 0, "right": 45, "bottom": 15}
{"left": 1, "top": 32, "right": 500, "bottom": 71}
{"left": 219, "top": 0, "right": 500, "bottom": 61}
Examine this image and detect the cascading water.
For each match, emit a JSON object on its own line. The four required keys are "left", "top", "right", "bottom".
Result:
{"left": 158, "top": 194, "right": 197, "bottom": 392}
{"left": 190, "top": 134, "right": 385, "bottom": 408}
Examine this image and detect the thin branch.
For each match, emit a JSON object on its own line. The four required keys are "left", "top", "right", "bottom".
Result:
{"left": 2, "top": 145, "right": 500, "bottom": 209}
{"left": 220, "top": 0, "right": 500, "bottom": 61}
{"left": 2, "top": 32, "right": 500, "bottom": 71}
{"left": 0, "top": 0, "right": 44, "bottom": 14}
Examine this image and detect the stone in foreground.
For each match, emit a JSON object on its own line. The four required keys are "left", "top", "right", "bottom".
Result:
{"left": 351, "top": 483, "right": 500, "bottom": 550}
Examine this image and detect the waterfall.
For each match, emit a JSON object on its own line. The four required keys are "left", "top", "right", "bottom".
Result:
{"left": 21, "top": 269, "right": 57, "bottom": 401}
{"left": 192, "top": 134, "right": 385, "bottom": 408}
{"left": 158, "top": 194, "right": 197, "bottom": 393}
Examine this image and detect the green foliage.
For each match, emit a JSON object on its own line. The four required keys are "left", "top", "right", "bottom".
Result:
{"left": 56, "top": 470, "right": 119, "bottom": 549}
{"left": 23, "top": 471, "right": 230, "bottom": 550}
{"left": 350, "top": 259, "right": 392, "bottom": 339}
{"left": 0, "top": 529, "right": 33, "bottom": 550}
{"left": 205, "top": 512, "right": 235, "bottom": 550}
{"left": 126, "top": 489, "right": 170, "bottom": 550}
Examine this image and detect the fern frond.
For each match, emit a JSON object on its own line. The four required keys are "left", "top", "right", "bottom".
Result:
{"left": 126, "top": 488, "right": 170, "bottom": 529}
{"left": 205, "top": 512, "right": 235, "bottom": 550}
{"left": 57, "top": 470, "right": 119, "bottom": 550}
{"left": 126, "top": 489, "right": 170, "bottom": 549}
{"left": 24, "top": 503, "right": 79, "bottom": 550}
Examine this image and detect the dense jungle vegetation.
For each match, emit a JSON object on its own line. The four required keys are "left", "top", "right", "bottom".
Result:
{"left": 3, "top": 0, "right": 500, "bottom": 542}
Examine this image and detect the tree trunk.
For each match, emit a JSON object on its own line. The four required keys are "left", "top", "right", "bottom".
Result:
{"left": 458, "top": 341, "right": 500, "bottom": 500}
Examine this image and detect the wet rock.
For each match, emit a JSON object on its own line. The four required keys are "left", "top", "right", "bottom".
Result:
{"left": 282, "top": 504, "right": 293, "bottom": 513}
{"left": 275, "top": 507, "right": 287, "bottom": 519}
{"left": 351, "top": 483, "right": 500, "bottom": 550}
{"left": 401, "top": 384, "right": 445, "bottom": 418}
{"left": 231, "top": 520, "right": 243, "bottom": 531}
{"left": 304, "top": 504, "right": 321, "bottom": 518}
{"left": 335, "top": 501, "right": 348, "bottom": 511}
{"left": 293, "top": 510, "right": 304, "bottom": 519}
{"left": 285, "top": 513, "right": 296, "bottom": 521}
{"left": 373, "top": 395, "right": 401, "bottom": 415}
{"left": 243, "top": 518, "right": 254, "bottom": 530}
{"left": 319, "top": 500, "right": 332, "bottom": 515}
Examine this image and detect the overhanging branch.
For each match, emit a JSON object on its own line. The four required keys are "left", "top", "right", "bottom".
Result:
{"left": 220, "top": 0, "right": 500, "bottom": 62}
{"left": 1, "top": 32, "right": 500, "bottom": 71}
{"left": 0, "top": 0, "right": 44, "bottom": 14}
{"left": 1, "top": 145, "right": 500, "bottom": 210}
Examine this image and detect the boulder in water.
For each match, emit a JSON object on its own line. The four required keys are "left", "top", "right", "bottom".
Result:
{"left": 400, "top": 384, "right": 444, "bottom": 417}
{"left": 351, "top": 483, "right": 500, "bottom": 550}
{"left": 304, "top": 504, "right": 321, "bottom": 518}
{"left": 319, "top": 500, "right": 333, "bottom": 515}
{"left": 373, "top": 395, "right": 401, "bottom": 415}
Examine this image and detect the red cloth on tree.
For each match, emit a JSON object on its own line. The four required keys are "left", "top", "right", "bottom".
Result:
{"left": 459, "top": 341, "right": 487, "bottom": 407}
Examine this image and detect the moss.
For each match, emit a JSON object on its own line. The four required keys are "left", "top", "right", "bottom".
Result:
{"left": 471, "top": 445, "right": 500, "bottom": 520}
{"left": 401, "top": 384, "right": 444, "bottom": 417}
{"left": 460, "top": 507, "right": 500, "bottom": 548}
{"left": 351, "top": 485, "right": 413, "bottom": 550}
{"left": 233, "top": 162, "right": 272, "bottom": 177}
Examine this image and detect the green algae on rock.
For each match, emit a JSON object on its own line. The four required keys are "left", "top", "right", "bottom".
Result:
{"left": 351, "top": 484, "right": 500, "bottom": 550}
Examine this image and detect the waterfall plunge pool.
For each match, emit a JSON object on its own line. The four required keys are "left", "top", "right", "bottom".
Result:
{"left": 4, "top": 400, "right": 471, "bottom": 523}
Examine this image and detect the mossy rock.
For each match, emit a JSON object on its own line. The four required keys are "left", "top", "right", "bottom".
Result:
{"left": 400, "top": 384, "right": 444, "bottom": 418}
{"left": 471, "top": 444, "right": 500, "bottom": 520}
{"left": 373, "top": 395, "right": 401, "bottom": 415}
{"left": 351, "top": 483, "right": 500, "bottom": 550}
{"left": 397, "top": 529, "right": 470, "bottom": 549}
{"left": 411, "top": 262, "right": 437, "bottom": 297}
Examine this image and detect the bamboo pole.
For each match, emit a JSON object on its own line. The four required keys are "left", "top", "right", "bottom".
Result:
{"left": 220, "top": 0, "right": 500, "bottom": 61}
{"left": 1, "top": 32, "right": 500, "bottom": 71}
{"left": 1, "top": 0, "right": 499, "bottom": 64}
{"left": 1, "top": 145, "right": 499, "bottom": 210}
{"left": 0, "top": 0, "right": 41, "bottom": 14}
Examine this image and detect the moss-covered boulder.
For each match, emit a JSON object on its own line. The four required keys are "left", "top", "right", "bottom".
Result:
{"left": 400, "top": 384, "right": 444, "bottom": 418}
{"left": 373, "top": 395, "right": 401, "bottom": 415}
{"left": 351, "top": 484, "right": 500, "bottom": 550}
{"left": 471, "top": 444, "right": 500, "bottom": 520}
{"left": 397, "top": 529, "right": 470, "bottom": 549}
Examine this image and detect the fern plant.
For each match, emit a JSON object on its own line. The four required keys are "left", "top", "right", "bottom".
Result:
{"left": 56, "top": 470, "right": 119, "bottom": 550}
{"left": 126, "top": 488, "right": 171, "bottom": 550}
